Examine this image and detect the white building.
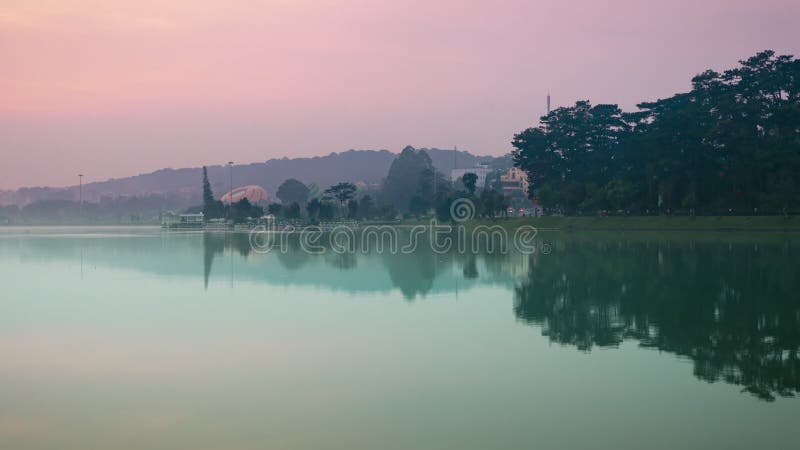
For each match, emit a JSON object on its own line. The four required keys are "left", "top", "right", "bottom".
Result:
{"left": 180, "top": 213, "right": 204, "bottom": 225}
{"left": 450, "top": 163, "right": 492, "bottom": 188}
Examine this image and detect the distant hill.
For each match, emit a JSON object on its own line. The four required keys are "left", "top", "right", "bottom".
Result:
{"left": 0, "top": 148, "right": 505, "bottom": 207}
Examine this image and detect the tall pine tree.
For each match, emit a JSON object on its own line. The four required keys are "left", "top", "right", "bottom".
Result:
{"left": 202, "top": 166, "right": 222, "bottom": 219}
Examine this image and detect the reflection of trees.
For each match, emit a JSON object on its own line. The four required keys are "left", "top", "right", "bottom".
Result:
{"left": 202, "top": 233, "right": 253, "bottom": 288}
{"left": 275, "top": 238, "right": 310, "bottom": 272}
{"left": 514, "top": 240, "right": 800, "bottom": 401}
{"left": 463, "top": 256, "right": 479, "bottom": 279}
{"left": 325, "top": 252, "right": 357, "bottom": 271}
{"left": 381, "top": 249, "right": 442, "bottom": 300}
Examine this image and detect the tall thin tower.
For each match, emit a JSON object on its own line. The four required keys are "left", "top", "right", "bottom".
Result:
{"left": 544, "top": 93, "right": 552, "bottom": 135}
{"left": 547, "top": 92, "right": 551, "bottom": 115}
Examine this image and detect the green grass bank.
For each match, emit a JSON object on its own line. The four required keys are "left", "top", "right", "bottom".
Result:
{"left": 462, "top": 215, "right": 800, "bottom": 232}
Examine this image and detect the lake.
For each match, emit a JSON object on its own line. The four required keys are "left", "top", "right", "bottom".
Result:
{"left": 1, "top": 227, "right": 799, "bottom": 449}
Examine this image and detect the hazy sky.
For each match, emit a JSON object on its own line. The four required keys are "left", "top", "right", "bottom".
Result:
{"left": 1, "top": 0, "right": 798, "bottom": 189}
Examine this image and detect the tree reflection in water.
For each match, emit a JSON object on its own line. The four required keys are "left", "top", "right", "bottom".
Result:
{"left": 514, "top": 238, "right": 800, "bottom": 401}
{"left": 203, "top": 232, "right": 254, "bottom": 288}
{"left": 200, "top": 231, "right": 799, "bottom": 401}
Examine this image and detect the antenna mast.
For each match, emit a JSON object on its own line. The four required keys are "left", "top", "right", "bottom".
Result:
{"left": 547, "top": 92, "right": 551, "bottom": 115}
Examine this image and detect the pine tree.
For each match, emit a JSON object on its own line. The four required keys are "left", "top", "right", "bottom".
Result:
{"left": 202, "top": 166, "right": 217, "bottom": 219}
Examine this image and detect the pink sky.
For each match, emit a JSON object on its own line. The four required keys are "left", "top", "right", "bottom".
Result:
{"left": 1, "top": 0, "right": 798, "bottom": 189}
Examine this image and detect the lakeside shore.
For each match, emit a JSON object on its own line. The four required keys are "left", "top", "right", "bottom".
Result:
{"left": 3, "top": 215, "right": 800, "bottom": 233}
{"left": 459, "top": 215, "right": 800, "bottom": 232}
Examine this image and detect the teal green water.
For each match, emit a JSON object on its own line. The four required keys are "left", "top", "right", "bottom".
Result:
{"left": 1, "top": 227, "right": 799, "bottom": 450}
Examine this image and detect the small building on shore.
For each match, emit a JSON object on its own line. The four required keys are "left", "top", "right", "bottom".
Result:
{"left": 162, "top": 212, "right": 204, "bottom": 228}
{"left": 180, "top": 212, "right": 204, "bottom": 225}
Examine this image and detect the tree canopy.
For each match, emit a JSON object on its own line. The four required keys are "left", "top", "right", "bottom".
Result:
{"left": 513, "top": 50, "right": 800, "bottom": 214}
{"left": 381, "top": 146, "right": 449, "bottom": 212}
{"left": 230, "top": 198, "right": 263, "bottom": 223}
{"left": 276, "top": 178, "right": 310, "bottom": 205}
{"left": 462, "top": 172, "right": 478, "bottom": 196}
{"left": 324, "top": 182, "right": 357, "bottom": 207}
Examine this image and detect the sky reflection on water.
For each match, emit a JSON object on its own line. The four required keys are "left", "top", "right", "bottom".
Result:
{"left": 1, "top": 228, "right": 799, "bottom": 450}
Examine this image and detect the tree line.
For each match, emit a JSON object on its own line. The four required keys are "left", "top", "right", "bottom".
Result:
{"left": 267, "top": 178, "right": 397, "bottom": 223}
{"left": 512, "top": 50, "right": 800, "bottom": 215}
{"left": 379, "top": 146, "right": 516, "bottom": 221}
{"left": 216, "top": 145, "right": 517, "bottom": 224}
{"left": 203, "top": 168, "right": 396, "bottom": 223}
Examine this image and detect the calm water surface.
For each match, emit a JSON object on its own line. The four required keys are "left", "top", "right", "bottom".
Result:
{"left": 1, "top": 227, "right": 799, "bottom": 449}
